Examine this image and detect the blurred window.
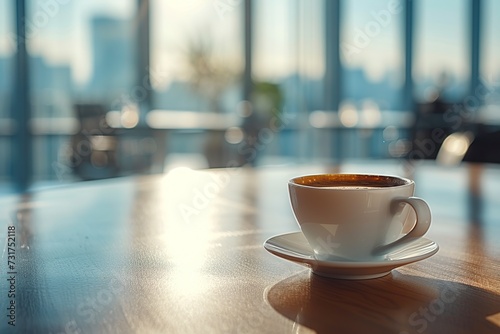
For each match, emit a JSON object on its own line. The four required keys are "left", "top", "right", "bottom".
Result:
{"left": 252, "top": 0, "right": 324, "bottom": 159}
{"left": 0, "top": 1, "right": 14, "bottom": 188}
{"left": 414, "top": 0, "right": 469, "bottom": 102}
{"left": 149, "top": 0, "right": 244, "bottom": 167}
{"left": 27, "top": 0, "right": 136, "bottom": 181}
{"left": 341, "top": 0, "right": 404, "bottom": 111}
{"left": 482, "top": 0, "right": 500, "bottom": 106}
{"left": 253, "top": 0, "right": 324, "bottom": 113}
{"left": 1, "top": 0, "right": 499, "bottom": 191}
{"left": 151, "top": 0, "right": 243, "bottom": 113}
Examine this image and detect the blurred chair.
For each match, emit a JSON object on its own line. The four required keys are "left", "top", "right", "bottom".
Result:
{"left": 409, "top": 101, "right": 456, "bottom": 160}
{"left": 70, "top": 104, "right": 120, "bottom": 180}
{"left": 437, "top": 129, "right": 500, "bottom": 223}
{"left": 463, "top": 130, "right": 500, "bottom": 164}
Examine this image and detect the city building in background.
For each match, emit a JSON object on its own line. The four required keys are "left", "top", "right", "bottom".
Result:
{"left": 0, "top": 0, "right": 499, "bottom": 192}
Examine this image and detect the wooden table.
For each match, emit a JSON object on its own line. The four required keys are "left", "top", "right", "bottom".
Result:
{"left": 1, "top": 161, "right": 499, "bottom": 333}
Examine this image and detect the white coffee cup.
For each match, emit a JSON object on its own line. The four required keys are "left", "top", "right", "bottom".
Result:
{"left": 288, "top": 173, "right": 431, "bottom": 261}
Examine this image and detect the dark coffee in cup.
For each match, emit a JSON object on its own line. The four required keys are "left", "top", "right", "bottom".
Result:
{"left": 293, "top": 174, "right": 408, "bottom": 188}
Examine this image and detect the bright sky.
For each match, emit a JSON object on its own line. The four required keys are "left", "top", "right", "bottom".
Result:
{"left": 0, "top": 0, "right": 134, "bottom": 85}
{"left": 0, "top": 1, "right": 14, "bottom": 56}
{"left": 414, "top": 0, "right": 469, "bottom": 82}
{"left": 0, "top": 0, "right": 498, "bottom": 87}
{"left": 341, "top": 0, "right": 403, "bottom": 82}
{"left": 253, "top": 0, "right": 324, "bottom": 81}
{"left": 482, "top": 0, "right": 500, "bottom": 85}
{"left": 151, "top": 0, "right": 243, "bottom": 89}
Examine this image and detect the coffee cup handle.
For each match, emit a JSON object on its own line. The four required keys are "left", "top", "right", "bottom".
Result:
{"left": 372, "top": 197, "right": 431, "bottom": 256}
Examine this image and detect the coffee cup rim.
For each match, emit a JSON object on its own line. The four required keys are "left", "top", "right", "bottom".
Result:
{"left": 288, "top": 173, "right": 414, "bottom": 190}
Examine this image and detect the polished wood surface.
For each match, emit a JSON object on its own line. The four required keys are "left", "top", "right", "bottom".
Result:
{"left": 1, "top": 161, "right": 499, "bottom": 333}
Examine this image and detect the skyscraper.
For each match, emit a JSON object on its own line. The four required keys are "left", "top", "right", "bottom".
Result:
{"left": 87, "top": 16, "right": 135, "bottom": 101}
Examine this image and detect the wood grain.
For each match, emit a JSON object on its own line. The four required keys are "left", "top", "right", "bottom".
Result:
{"left": 0, "top": 163, "right": 499, "bottom": 333}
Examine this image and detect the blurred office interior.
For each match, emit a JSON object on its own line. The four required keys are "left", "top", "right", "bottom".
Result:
{"left": 0, "top": 0, "right": 499, "bottom": 193}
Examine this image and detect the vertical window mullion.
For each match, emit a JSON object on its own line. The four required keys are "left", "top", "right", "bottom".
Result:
{"left": 12, "top": 0, "right": 32, "bottom": 191}
{"left": 404, "top": 0, "right": 414, "bottom": 112}
{"left": 470, "top": 0, "right": 481, "bottom": 95}
{"left": 138, "top": 0, "right": 151, "bottom": 120}
{"left": 325, "top": 0, "right": 342, "bottom": 161}
{"left": 243, "top": 0, "right": 252, "bottom": 101}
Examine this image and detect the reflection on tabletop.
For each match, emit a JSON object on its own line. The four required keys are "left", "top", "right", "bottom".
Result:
{"left": 266, "top": 271, "right": 499, "bottom": 334}
{"left": 1, "top": 162, "right": 499, "bottom": 333}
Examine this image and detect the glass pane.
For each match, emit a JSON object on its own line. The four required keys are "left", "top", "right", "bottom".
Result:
{"left": 151, "top": 1, "right": 243, "bottom": 112}
{"left": 414, "top": 0, "right": 469, "bottom": 102}
{"left": 341, "top": 0, "right": 404, "bottom": 110}
{"left": 27, "top": 0, "right": 136, "bottom": 183}
{"left": 0, "top": 1, "right": 14, "bottom": 191}
{"left": 253, "top": 0, "right": 324, "bottom": 107}
{"left": 252, "top": 0, "right": 324, "bottom": 162}
{"left": 481, "top": 0, "right": 500, "bottom": 107}
{"left": 150, "top": 0, "right": 244, "bottom": 169}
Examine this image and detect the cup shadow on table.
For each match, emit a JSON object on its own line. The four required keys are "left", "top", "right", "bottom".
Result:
{"left": 265, "top": 270, "right": 500, "bottom": 334}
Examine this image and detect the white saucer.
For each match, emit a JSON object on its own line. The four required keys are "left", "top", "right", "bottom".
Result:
{"left": 263, "top": 231, "right": 439, "bottom": 280}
